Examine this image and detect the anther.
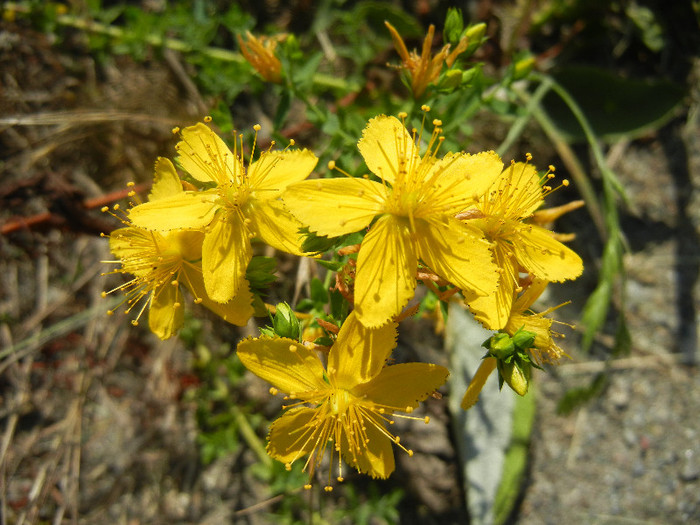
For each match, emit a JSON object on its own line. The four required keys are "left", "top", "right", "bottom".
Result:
{"left": 131, "top": 320, "right": 139, "bottom": 326}
{"left": 304, "top": 484, "right": 312, "bottom": 490}
{"left": 408, "top": 450, "right": 414, "bottom": 457}
{"left": 285, "top": 463, "right": 292, "bottom": 471}
{"left": 337, "top": 476, "right": 344, "bottom": 482}
{"left": 424, "top": 416, "right": 430, "bottom": 424}
{"left": 253, "top": 124, "right": 261, "bottom": 131}
{"left": 269, "top": 387, "right": 278, "bottom": 395}
{"left": 432, "top": 119, "right": 442, "bottom": 126}
{"left": 421, "top": 104, "right": 431, "bottom": 112}
{"left": 171, "top": 127, "right": 180, "bottom": 134}
{"left": 525, "top": 152, "right": 533, "bottom": 161}
{"left": 289, "top": 345, "right": 297, "bottom": 352}
{"left": 324, "top": 486, "right": 333, "bottom": 492}
{"left": 562, "top": 179, "right": 570, "bottom": 186}
{"left": 397, "top": 111, "right": 408, "bottom": 119}
{"left": 101, "top": 206, "right": 109, "bottom": 213}
{"left": 327, "top": 160, "right": 336, "bottom": 170}
{"left": 203, "top": 116, "right": 212, "bottom": 123}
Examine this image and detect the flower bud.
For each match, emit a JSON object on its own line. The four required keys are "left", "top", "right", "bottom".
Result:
{"left": 439, "top": 69, "right": 463, "bottom": 91}
{"left": 497, "top": 359, "right": 531, "bottom": 396}
{"left": 444, "top": 8, "right": 464, "bottom": 45}
{"left": 272, "top": 302, "right": 301, "bottom": 341}
{"left": 512, "top": 327, "right": 536, "bottom": 351}
{"left": 487, "top": 333, "right": 515, "bottom": 360}
{"left": 513, "top": 55, "right": 536, "bottom": 80}
{"left": 464, "top": 23, "right": 487, "bottom": 56}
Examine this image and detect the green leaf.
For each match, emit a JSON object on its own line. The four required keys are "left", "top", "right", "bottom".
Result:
{"left": 542, "top": 65, "right": 685, "bottom": 141}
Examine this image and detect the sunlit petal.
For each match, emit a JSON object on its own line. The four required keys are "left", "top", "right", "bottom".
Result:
{"left": 354, "top": 215, "right": 417, "bottom": 328}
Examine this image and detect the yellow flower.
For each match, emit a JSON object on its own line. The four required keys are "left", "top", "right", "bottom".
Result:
{"left": 464, "top": 160, "right": 583, "bottom": 330}
{"left": 128, "top": 121, "right": 318, "bottom": 304}
{"left": 283, "top": 114, "right": 500, "bottom": 328}
{"left": 236, "top": 311, "right": 449, "bottom": 487}
{"left": 237, "top": 31, "right": 284, "bottom": 83}
{"left": 385, "top": 21, "right": 468, "bottom": 98}
{"left": 103, "top": 158, "right": 254, "bottom": 339}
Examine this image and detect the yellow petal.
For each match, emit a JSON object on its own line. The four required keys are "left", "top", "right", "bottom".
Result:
{"left": 202, "top": 214, "right": 252, "bottom": 303}
{"left": 467, "top": 243, "right": 517, "bottom": 330}
{"left": 486, "top": 162, "right": 543, "bottom": 219}
{"left": 414, "top": 217, "right": 498, "bottom": 301}
{"left": 511, "top": 224, "right": 583, "bottom": 282}
{"left": 461, "top": 357, "right": 497, "bottom": 410}
{"left": 237, "top": 337, "right": 327, "bottom": 394}
{"left": 149, "top": 157, "right": 182, "bottom": 201}
{"left": 354, "top": 215, "right": 417, "bottom": 328}
{"left": 266, "top": 407, "right": 319, "bottom": 464}
{"left": 248, "top": 149, "right": 318, "bottom": 195}
{"left": 177, "top": 123, "right": 238, "bottom": 185}
{"left": 425, "top": 151, "right": 503, "bottom": 213}
{"left": 352, "top": 362, "right": 449, "bottom": 411}
{"left": 128, "top": 191, "right": 218, "bottom": 231}
{"left": 357, "top": 115, "right": 417, "bottom": 185}
{"left": 328, "top": 311, "right": 398, "bottom": 389}
{"left": 341, "top": 413, "right": 395, "bottom": 478}
{"left": 512, "top": 277, "right": 549, "bottom": 312}
{"left": 148, "top": 282, "right": 184, "bottom": 340}
{"left": 182, "top": 264, "right": 253, "bottom": 326}
{"left": 245, "top": 198, "right": 308, "bottom": 256}
{"left": 282, "top": 178, "right": 387, "bottom": 237}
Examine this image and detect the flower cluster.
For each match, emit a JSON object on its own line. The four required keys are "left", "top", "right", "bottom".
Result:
{"left": 103, "top": 110, "right": 582, "bottom": 488}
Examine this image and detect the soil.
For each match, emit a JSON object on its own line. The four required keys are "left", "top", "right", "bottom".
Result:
{"left": 1, "top": 6, "right": 699, "bottom": 525}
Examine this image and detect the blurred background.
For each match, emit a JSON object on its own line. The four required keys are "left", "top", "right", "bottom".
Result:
{"left": 1, "top": 1, "right": 699, "bottom": 523}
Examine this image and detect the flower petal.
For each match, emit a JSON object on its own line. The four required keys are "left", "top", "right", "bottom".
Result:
{"left": 414, "top": 216, "right": 498, "bottom": 301}
{"left": 148, "top": 282, "right": 184, "bottom": 340}
{"left": 128, "top": 191, "right": 218, "bottom": 231}
{"left": 283, "top": 178, "right": 387, "bottom": 237}
{"left": 248, "top": 149, "right": 318, "bottom": 195}
{"left": 266, "top": 407, "right": 319, "bottom": 464}
{"left": 467, "top": 243, "right": 517, "bottom": 330}
{"left": 354, "top": 215, "right": 417, "bottom": 328}
{"left": 511, "top": 224, "right": 583, "bottom": 282}
{"left": 177, "top": 123, "right": 238, "bottom": 185}
{"left": 149, "top": 157, "right": 182, "bottom": 201}
{"left": 341, "top": 413, "right": 395, "bottom": 479}
{"left": 246, "top": 198, "right": 308, "bottom": 256}
{"left": 237, "top": 337, "right": 327, "bottom": 394}
{"left": 484, "top": 162, "right": 543, "bottom": 219}
{"left": 358, "top": 115, "right": 417, "bottom": 186}
{"left": 182, "top": 263, "right": 253, "bottom": 326}
{"left": 328, "top": 311, "right": 398, "bottom": 389}
{"left": 202, "top": 214, "right": 252, "bottom": 303}
{"left": 424, "top": 151, "right": 503, "bottom": 214}
{"left": 352, "top": 362, "right": 449, "bottom": 412}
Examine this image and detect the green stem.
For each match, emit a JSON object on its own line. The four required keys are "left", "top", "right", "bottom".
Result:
{"left": 231, "top": 405, "right": 273, "bottom": 468}
{"left": 513, "top": 84, "right": 608, "bottom": 240}
{"left": 496, "top": 77, "right": 552, "bottom": 157}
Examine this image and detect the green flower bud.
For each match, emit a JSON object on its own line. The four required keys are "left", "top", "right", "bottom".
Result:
{"left": 497, "top": 359, "right": 531, "bottom": 396}
{"left": 488, "top": 332, "right": 515, "bottom": 360}
{"left": 512, "top": 327, "right": 536, "bottom": 351}
{"left": 439, "top": 69, "right": 463, "bottom": 91}
{"left": 464, "top": 22, "right": 487, "bottom": 56}
{"left": 513, "top": 55, "right": 536, "bottom": 80}
{"left": 444, "top": 8, "right": 464, "bottom": 44}
{"left": 272, "top": 302, "right": 301, "bottom": 340}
